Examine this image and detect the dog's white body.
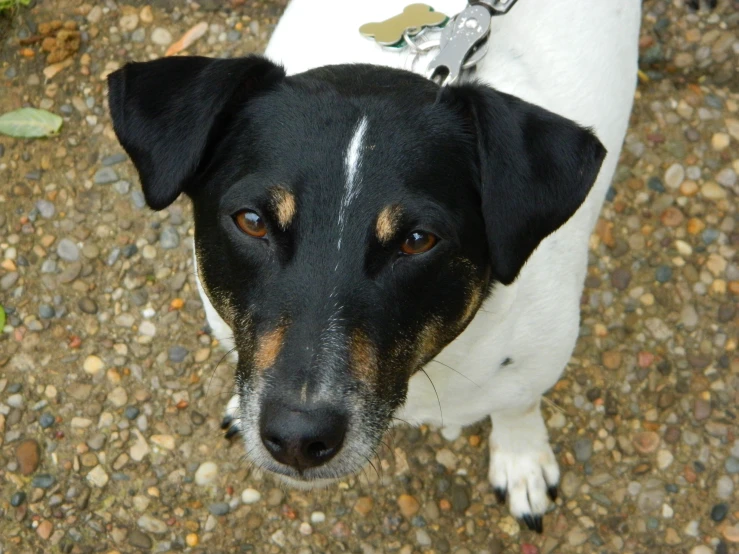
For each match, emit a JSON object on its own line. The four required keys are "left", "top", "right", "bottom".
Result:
{"left": 202, "top": 0, "right": 640, "bottom": 519}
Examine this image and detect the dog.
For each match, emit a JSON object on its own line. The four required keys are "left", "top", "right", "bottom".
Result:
{"left": 107, "top": 0, "right": 641, "bottom": 532}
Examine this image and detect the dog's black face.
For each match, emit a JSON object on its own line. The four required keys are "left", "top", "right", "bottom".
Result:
{"left": 108, "top": 56, "right": 605, "bottom": 484}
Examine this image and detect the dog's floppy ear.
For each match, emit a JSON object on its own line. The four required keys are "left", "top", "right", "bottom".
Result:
{"left": 107, "top": 55, "right": 285, "bottom": 210}
{"left": 443, "top": 84, "right": 606, "bottom": 285}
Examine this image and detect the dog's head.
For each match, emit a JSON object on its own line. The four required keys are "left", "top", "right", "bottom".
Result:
{"left": 108, "top": 55, "right": 605, "bottom": 484}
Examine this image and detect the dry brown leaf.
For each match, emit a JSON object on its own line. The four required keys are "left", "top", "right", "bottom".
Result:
{"left": 43, "top": 57, "right": 73, "bottom": 81}
{"left": 165, "top": 22, "right": 208, "bottom": 57}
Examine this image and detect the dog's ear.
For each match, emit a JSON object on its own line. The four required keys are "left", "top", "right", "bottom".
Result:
{"left": 107, "top": 55, "right": 285, "bottom": 210}
{"left": 443, "top": 84, "right": 606, "bottom": 285}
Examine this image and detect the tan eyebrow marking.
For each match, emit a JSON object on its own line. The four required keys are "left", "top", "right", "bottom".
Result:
{"left": 254, "top": 326, "right": 286, "bottom": 372}
{"left": 269, "top": 186, "right": 296, "bottom": 230}
{"left": 376, "top": 204, "right": 403, "bottom": 244}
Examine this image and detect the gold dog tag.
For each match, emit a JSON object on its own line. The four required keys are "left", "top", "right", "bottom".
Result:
{"left": 360, "top": 4, "right": 448, "bottom": 47}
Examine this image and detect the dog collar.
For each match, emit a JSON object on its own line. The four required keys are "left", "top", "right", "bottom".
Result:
{"left": 359, "top": 0, "right": 519, "bottom": 85}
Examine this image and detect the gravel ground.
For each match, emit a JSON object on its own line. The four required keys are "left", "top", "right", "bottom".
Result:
{"left": 0, "top": 1, "right": 737, "bottom": 553}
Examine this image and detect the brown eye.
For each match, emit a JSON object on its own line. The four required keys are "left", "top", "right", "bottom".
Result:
{"left": 401, "top": 230, "right": 437, "bottom": 255}
{"left": 234, "top": 210, "right": 267, "bottom": 238}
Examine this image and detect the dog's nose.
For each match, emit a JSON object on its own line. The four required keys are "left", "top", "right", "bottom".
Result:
{"left": 259, "top": 403, "right": 347, "bottom": 471}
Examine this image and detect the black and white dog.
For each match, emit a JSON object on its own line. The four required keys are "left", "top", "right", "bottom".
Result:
{"left": 108, "top": 0, "right": 641, "bottom": 532}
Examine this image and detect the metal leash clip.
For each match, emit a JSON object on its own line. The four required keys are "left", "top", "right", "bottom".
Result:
{"left": 426, "top": 0, "right": 518, "bottom": 85}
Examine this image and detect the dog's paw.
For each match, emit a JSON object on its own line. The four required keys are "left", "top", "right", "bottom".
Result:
{"left": 221, "top": 394, "right": 241, "bottom": 440}
{"left": 488, "top": 435, "right": 559, "bottom": 533}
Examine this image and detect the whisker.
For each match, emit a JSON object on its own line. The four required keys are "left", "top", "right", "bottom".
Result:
{"left": 420, "top": 368, "right": 443, "bottom": 428}
{"left": 362, "top": 453, "right": 381, "bottom": 481}
{"left": 205, "top": 346, "right": 238, "bottom": 396}
{"left": 429, "top": 359, "right": 480, "bottom": 387}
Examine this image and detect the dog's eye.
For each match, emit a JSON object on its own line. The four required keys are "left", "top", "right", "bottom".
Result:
{"left": 400, "top": 231, "right": 437, "bottom": 255}
{"left": 234, "top": 210, "right": 267, "bottom": 238}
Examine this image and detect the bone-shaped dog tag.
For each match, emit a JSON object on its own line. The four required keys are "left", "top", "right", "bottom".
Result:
{"left": 360, "top": 3, "right": 448, "bottom": 47}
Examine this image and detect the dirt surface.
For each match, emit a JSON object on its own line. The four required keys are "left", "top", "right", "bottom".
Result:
{"left": 0, "top": 1, "right": 738, "bottom": 553}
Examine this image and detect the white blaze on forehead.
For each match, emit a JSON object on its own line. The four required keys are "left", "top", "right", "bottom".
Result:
{"left": 337, "top": 116, "right": 369, "bottom": 251}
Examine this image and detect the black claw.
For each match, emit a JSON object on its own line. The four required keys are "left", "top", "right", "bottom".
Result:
{"left": 534, "top": 515, "right": 543, "bottom": 534}
{"left": 224, "top": 424, "right": 240, "bottom": 440}
{"left": 494, "top": 487, "right": 507, "bottom": 504}
{"left": 547, "top": 486, "right": 558, "bottom": 502}
{"left": 521, "top": 514, "right": 544, "bottom": 533}
{"left": 220, "top": 415, "right": 233, "bottom": 430}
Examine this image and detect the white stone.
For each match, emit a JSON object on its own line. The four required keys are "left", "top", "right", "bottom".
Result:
{"left": 6, "top": 394, "right": 23, "bottom": 408}
{"left": 657, "top": 449, "right": 674, "bottom": 470}
{"left": 683, "top": 520, "right": 700, "bottom": 537}
{"left": 701, "top": 181, "right": 728, "bottom": 200}
{"left": 119, "top": 14, "right": 139, "bottom": 31}
{"left": 71, "top": 417, "right": 93, "bottom": 428}
{"left": 130, "top": 429, "right": 151, "bottom": 461}
{"left": 548, "top": 411, "right": 567, "bottom": 428}
{"left": 310, "top": 511, "right": 326, "bottom": 524}
{"left": 87, "top": 5, "right": 102, "bottom": 23}
{"left": 195, "top": 461, "right": 218, "bottom": 486}
{"left": 435, "top": 448, "right": 457, "bottom": 470}
{"left": 139, "top": 321, "right": 156, "bottom": 337}
{"left": 241, "top": 488, "right": 261, "bottom": 504}
{"left": 107, "top": 386, "right": 128, "bottom": 408}
{"left": 204, "top": 514, "right": 217, "bottom": 532}
{"left": 86, "top": 465, "right": 109, "bottom": 487}
{"left": 151, "top": 27, "right": 173, "bottom": 45}
{"left": 270, "top": 530, "right": 286, "bottom": 547}
{"left": 83, "top": 355, "right": 104, "bottom": 375}
{"left": 716, "top": 475, "right": 734, "bottom": 499}
{"left": 711, "top": 132, "right": 730, "bottom": 151}
{"left": 150, "top": 434, "right": 175, "bottom": 450}
{"left": 706, "top": 254, "right": 727, "bottom": 277}
{"left": 664, "top": 163, "right": 685, "bottom": 190}
{"left": 137, "top": 514, "right": 167, "bottom": 534}
{"left": 675, "top": 240, "right": 693, "bottom": 256}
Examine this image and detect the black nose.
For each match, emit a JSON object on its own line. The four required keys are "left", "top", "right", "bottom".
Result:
{"left": 259, "top": 403, "right": 347, "bottom": 471}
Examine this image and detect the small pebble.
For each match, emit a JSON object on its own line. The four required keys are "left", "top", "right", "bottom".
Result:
{"left": 39, "top": 412, "right": 55, "bottom": 428}
{"left": 209, "top": 502, "right": 230, "bottom": 516}
{"left": 194, "top": 461, "right": 218, "bottom": 486}
{"left": 160, "top": 226, "right": 180, "bottom": 249}
{"left": 31, "top": 474, "right": 55, "bottom": 489}
{"left": 56, "top": 239, "right": 80, "bottom": 262}
{"left": 93, "top": 167, "right": 118, "bottom": 184}
{"left": 711, "top": 503, "right": 729, "bottom": 523}
{"left": 241, "top": 488, "right": 261, "bottom": 504}
{"left": 151, "top": 27, "right": 173, "bottom": 45}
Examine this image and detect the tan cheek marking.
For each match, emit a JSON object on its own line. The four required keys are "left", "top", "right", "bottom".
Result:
{"left": 254, "top": 326, "right": 286, "bottom": 372}
{"left": 460, "top": 282, "right": 483, "bottom": 325}
{"left": 195, "top": 245, "right": 236, "bottom": 325}
{"left": 416, "top": 319, "right": 443, "bottom": 366}
{"left": 270, "top": 186, "right": 296, "bottom": 230}
{"left": 350, "top": 330, "right": 379, "bottom": 383}
{"left": 376, "top": 204, "right": 402, "bottom": 244}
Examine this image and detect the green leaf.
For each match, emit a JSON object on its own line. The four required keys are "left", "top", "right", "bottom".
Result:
{"left": 0, "top": 0, "right": 31, "bottom": 12}
{"left": 0, "top": 108, "right": 63, "bottom": 138}
{"left": 0, "top": 305, "right": 5, "bottom": 330}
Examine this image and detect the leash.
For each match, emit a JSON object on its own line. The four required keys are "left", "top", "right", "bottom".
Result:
{"left": 359, "top": 0, "right": 520, "bottom": 85}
